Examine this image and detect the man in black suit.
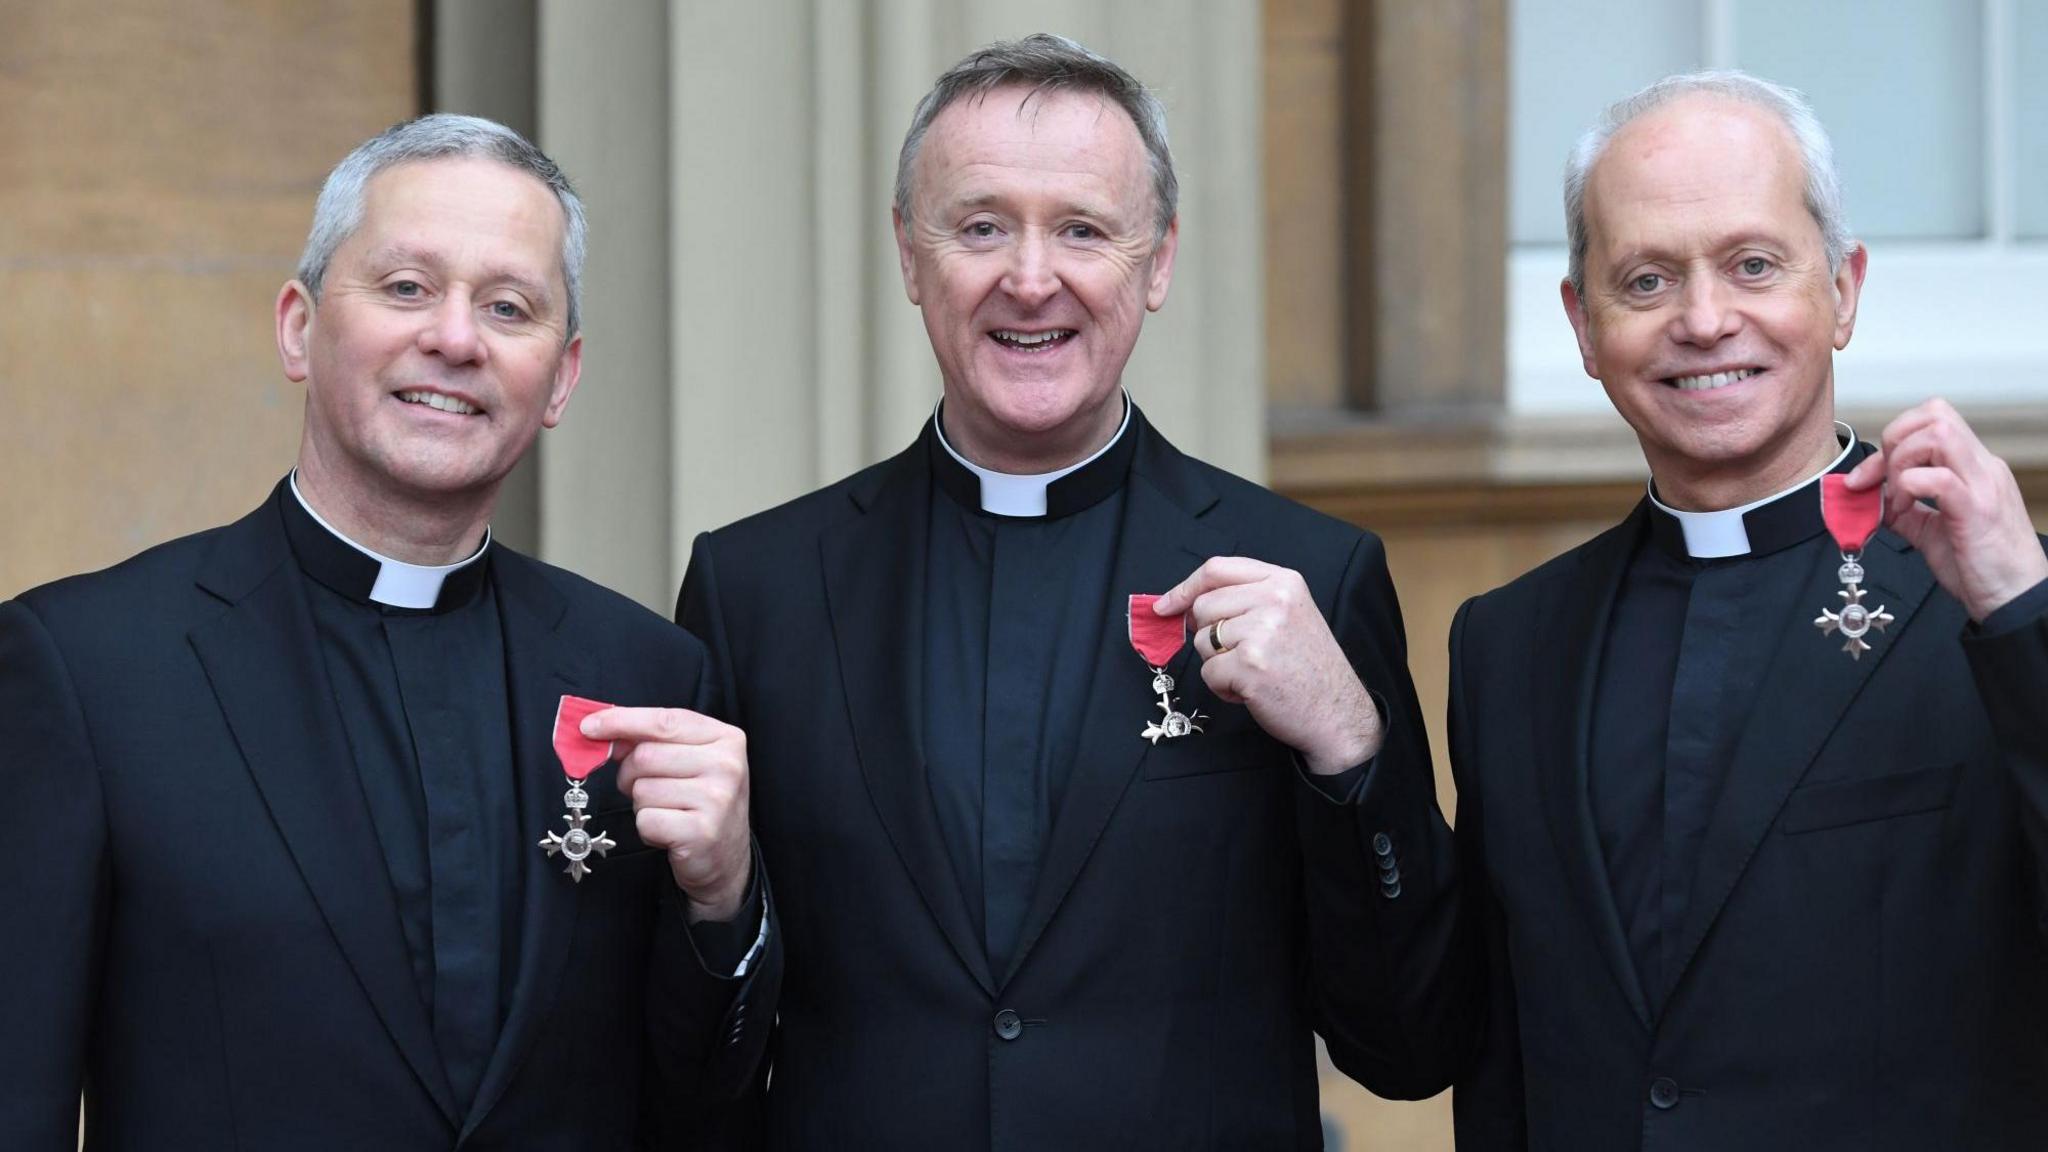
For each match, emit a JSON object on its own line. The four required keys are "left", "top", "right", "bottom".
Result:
{"left": 0, "top": 114, "right": 777, "bottom": 1149}
{"left": 1332, "top": 72, "right": 2048, "bottom": 1149}
{"left": 675, "top": 32, "right": 1434, "bottom": 1150}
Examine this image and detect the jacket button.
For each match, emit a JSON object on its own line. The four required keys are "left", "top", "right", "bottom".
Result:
{"left": 1380, "top": 880, "right": 1402, "bottom": 899}
{"left": 1649, "top": 1077, "right": 1680, "bottom": 1110}
{"left": 1371, "top": 832, "right": 1394, "bottom": 858}
{"left": 993, "top": 1009, "right": 1024, "bottom": 1041}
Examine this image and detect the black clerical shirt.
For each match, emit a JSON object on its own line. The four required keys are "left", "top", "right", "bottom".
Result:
{"left": 922, "top": 402, "right": 1137, "bottom": 977}
{"left": 1587, "top": 445, "right": 1866, "bottom": 1013}
{"left": 278, "top": 486, "right": 518, "bottom": 1112}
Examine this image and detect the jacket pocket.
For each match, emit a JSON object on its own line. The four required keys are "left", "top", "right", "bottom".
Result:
{"left": 1780, "top": 763, "right": 1961, "bottom": 834}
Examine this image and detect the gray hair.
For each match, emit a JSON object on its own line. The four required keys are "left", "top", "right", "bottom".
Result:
{"left": 1564, "top": 70, "right": 1854, "bottom": 298}
{"left": 296, "top": 113, "right": 588, "bottom": 337}
{"left": 895, "top": 32, "right": 1178, "bottom": 241}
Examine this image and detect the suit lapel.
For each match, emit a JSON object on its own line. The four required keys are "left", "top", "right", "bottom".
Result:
{"left": 821, "top": 446, "right": 999, "bottom": 996}
{"left": 1667, "top": 530, "right": 1934, "bottom": 993}
{"left": 461, "top": 550, "right": 591, "bottom": 1140}
{"left": 1535, "top": 508, "right": 1654, "bottom": 1028}
{"left": 1004, "top": 432, "right": 1230, "bottom": 986}
{"left": 188, "top": 504, "right": 461, "bottom": 1124}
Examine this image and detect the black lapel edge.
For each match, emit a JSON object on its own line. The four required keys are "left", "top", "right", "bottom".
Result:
{"left": 820, "top": 447, "right": 999, "bottom": 996}
{"left": 1666, "top": 530, "right": 1936, "bottom": 991}
{"left": 460, "top": 549, "right": 591, "bottom": 1139}
{"left": 188, "top": 503, "right": 461, "bottom": 1122}
{"left": 1003, "top": 425, "right": 1230, "bottom": 986}
{"left": 1535, "top": 506, "right": 1655, "bottom": 1028}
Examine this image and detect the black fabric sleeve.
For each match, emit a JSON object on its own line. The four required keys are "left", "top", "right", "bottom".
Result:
{"left": 1443, "top": 599, "right": 1529, "bottom": 1148}
{"left": 1961, "top": 581, "right": 2048, "bottom": 947}
{"left": 680, "top": 858, "right": 767, "bottom": 976}
{"left": 0, "top": 599, "right": 107, "bottom": 1150}
{"left": 1291, "top": 534, "right": 1485, "bottom": 1101}
{"left": 1975, "top": 574, "right": 2048, "bottom": 638}
{"left": 641, "top": 555, "right": 783, "bottom": 1146}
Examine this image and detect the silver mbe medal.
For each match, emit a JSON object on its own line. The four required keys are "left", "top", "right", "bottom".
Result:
{"left": 1129, "top": 593, "right": 1205, "bottom": 744}
{"left": 1814, "top": 474, "right": 1894, "bottom": 661}
{"left": 542, "top": 694, "right": 618, "bottom": 881}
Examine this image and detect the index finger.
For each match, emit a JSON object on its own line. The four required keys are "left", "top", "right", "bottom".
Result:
{"left": 1154, "top": 556, "right": 1280, "bottom": 615}
{"left": 579, "top": 705, "right": 728, "bottom": 746}
{"left": 1877, "top": 397, "right": 1957, "bottom": 458}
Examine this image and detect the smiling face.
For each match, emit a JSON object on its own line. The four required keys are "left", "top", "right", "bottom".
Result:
{"left": 896, "top": 83, "right": 1176, "bottom": 473}
{"left": 278, "top": 155, "right": 581, "bottom": 521}
{"left": 1563, "top": 93, "right": 1866, "bottom": 510}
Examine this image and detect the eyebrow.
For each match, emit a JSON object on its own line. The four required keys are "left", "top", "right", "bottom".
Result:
{"left": 1613, "top": 229, "right": 1793, "bottom": 266}
{"left": 946, "top": 192, "right": 1122, "bottom": 223}
{"left": 362, "top": 244, "right": 557, "bottom": 308}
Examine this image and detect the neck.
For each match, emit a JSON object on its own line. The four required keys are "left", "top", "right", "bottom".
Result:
{"left": 1651, "top": 427, "right": 1843, "bottom": 514}
{"left": 294, "top": 452, "right": 493, "bottom": 566}
{"left": 941, "top": 395, "right": 1125, "bottom": 476}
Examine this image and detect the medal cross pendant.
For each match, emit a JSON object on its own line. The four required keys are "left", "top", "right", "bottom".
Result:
{"left": 537, "top": 776, "right": 617, "bottom": 881}
{"left": 1140, "top": 666, "right": 1207, "bottom": 744}
{"left": 1813, "top": 565, "right": 1894, "bottom": 661}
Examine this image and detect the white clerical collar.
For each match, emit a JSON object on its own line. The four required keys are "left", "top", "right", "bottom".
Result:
{"left": 1648, "top": 422, "right": 1856, "bottom": 559}
{"left": 288, "top": 470, "right": 490, "bottom": 609}
{"left": 932, "top": 395, "right": 1133, "bottom": 518}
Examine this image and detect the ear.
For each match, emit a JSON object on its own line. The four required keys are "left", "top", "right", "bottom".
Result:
{"left": 1144, "top": 215, "right": 1179, "bottom": 312}
{"left": 540, "top": 333, "right": 583, "bottom": 429}
{"left": 277, "top": 281, "right": 315, "bottom": 383}
{"left": 1830, "top": 243, "right": 1868, "bottom": 351}
{"left": 894, "top": 207, "right": 921, "bottom": 305}
{"left": 1560, "top": 278, "right": 1600, "bottom": 379}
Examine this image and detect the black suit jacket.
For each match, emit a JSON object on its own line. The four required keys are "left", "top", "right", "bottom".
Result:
{"left": 0, "top": 494, "right": 778, "bottom": 1150}
{"left": 1344, "top": 503, "right": 2048, "bottom": 1151}
{"left": 676, "top": 414, "right": 1434, "bottom": 1149}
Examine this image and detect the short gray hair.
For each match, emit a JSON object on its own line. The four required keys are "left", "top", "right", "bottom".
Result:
{"left": 296, "top": 113, "right": 588, "bottom": 337}
{"left": 1564, "top": 70, "right": 1854, "bottom": 298}
{"left": 895, "top": 33, "right": 1178, "bottom": 241}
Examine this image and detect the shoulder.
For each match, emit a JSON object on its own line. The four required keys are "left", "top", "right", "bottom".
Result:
{"left": 692, "top": 444, "right": 917, "bottom": 582}
{"left": 1461, "top": 514, "right": 1636, "bottom": 631}
{"left": 697, "top": 446, "right": 915, "bottom": 559}
{"left": 15, "top": 520, "right": 242, "bottom": 632}
{"left": 1199, "top": 460, "right": 1372, "bottom": 553}
{"left": 494, "top": 548, "right": 706, "bottom": 671}
{"left": 1142, "top": 436, "right": 1383, "bottom": 583}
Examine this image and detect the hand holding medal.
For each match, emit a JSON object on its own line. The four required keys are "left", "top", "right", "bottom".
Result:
{"left": 1844, "top": 399, "right": 2048, "bottom": 623}
{"left": 567, "top": 701, "right": 755, "bottom": 922}
{"left": 1152, "top": 556, "right": 1383, "bottom": 776}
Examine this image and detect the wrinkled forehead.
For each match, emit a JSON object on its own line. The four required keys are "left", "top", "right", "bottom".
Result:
{"left": 916, "top": 83, "right": 1150, "bottom": 198}
{"left": 353, "top": 157, "right": 568, "bottom": 275}
{"left": 1583, "top": 95, "right": 1811, "bottom": 250}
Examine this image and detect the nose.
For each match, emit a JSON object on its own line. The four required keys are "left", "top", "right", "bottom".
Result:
{"left": 417, "top": 292, "right": 488, "bottom": 365}
{"left": 999, "top": 231, "right": 1061, "bottom": 309}
{"left": 1672, "top": 273, "right": 1741, "bottom": 346}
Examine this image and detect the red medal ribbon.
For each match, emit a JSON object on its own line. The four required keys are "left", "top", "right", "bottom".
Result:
{"left": 552, "top": 695, "right": 615, "bottom": 780}
{"left": 1819, "top": 475, "right": 1882, "bottom": 554}
{"left": 1128, "top": 594, "right": 1187, "bottom": 667}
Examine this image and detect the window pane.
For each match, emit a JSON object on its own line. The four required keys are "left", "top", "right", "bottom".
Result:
{"left": 1733, "top": 0, "right": 1982, "bottom": 240}
{"left": 1509, "top": 0, "right": 1701, "bottom": 246}
{"left": 2017, "top": 1, "right": 2048, "bottom": 240}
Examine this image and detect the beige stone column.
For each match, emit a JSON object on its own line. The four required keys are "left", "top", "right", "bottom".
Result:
{"left": 535, "top": 0, "right": 676, "bottom": 611}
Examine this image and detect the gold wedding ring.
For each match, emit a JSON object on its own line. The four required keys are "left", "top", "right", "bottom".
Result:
{"left": 1209, "top": 619, "right": 1230, "bottom": 654}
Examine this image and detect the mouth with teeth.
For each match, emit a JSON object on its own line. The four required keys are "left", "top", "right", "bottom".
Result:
{"left": 989, "top": 328, "right": 1077, "bottom": 352}
{"left": 1665, "top": 367, "right": 1763, "bottom": 392}
{"left": 395, "top": 389, "right": 482, "bottom": 416}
